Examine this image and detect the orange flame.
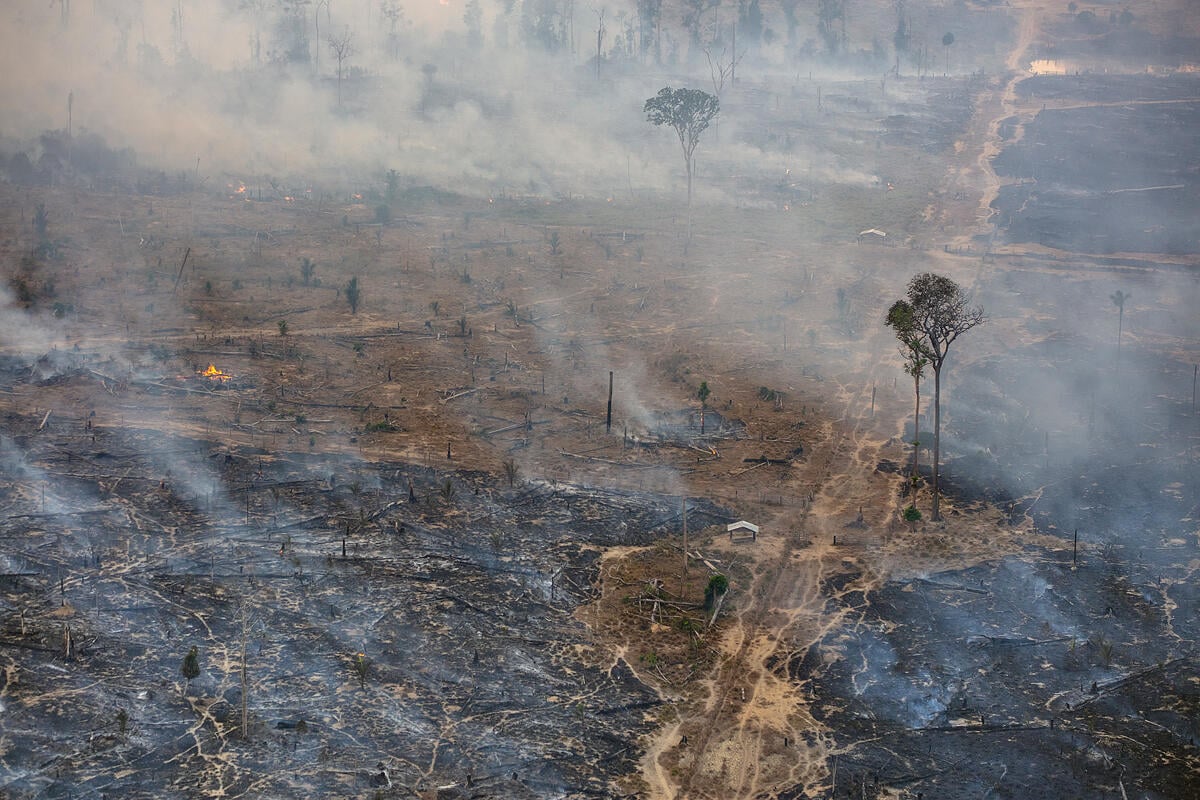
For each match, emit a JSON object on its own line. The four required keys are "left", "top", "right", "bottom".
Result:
{"left": 200, "top": 364, "right": 233, "bottom": 381}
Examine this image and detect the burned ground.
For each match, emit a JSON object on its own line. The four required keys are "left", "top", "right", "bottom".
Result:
{"left": 2, "top": 2, "right": 1199, "bottom": 799}
{"left": 0, "top": 381, "right": 738, "bottom": 798}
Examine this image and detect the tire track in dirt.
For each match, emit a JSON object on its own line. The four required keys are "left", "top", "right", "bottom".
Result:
{"left": 945, "top": 3, "right": 1042, "bottom": 251}
{"left": 655, "top": 341, "right": 904, "bottom": 798}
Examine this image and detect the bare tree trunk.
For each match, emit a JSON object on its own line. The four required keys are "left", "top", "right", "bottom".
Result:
{"left": 686, "top": 155, "right": 694, "bottom": 241}
{"left": 932, "top": 367, "right": 942, "bottom": 520}
{"left": 596, "top": 10, "right": 603, "bottom": 80}
{"left": 731, "top": 22, "right": 736, "bottom": 84}
{"left": 681, "top": 497, "right": 688, "bottom": 593}
{"left": 912, "top": 374, "right": 920, "bottom": 481}
{"left": 1116, "top": 307, "right": 1123, "bottom": 377}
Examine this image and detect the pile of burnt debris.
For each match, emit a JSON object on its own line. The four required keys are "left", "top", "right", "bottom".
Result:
{"left": 626, "top": 408, "right": 749, "bottom": 452}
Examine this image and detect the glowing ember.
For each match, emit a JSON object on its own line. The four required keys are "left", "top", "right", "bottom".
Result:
{"left": 200, "top": 364, "right": 233, "bottom": 382}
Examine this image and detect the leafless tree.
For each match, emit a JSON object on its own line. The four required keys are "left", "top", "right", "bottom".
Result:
{"left": 328, "top": 30, "right": 355, "bottom": 108}
{"left": 593, "top": 7, "right": 606, "bottom": 80}
{"left": 703, "top": 44, "right": 743, "bottom": 98}
{"left": 1110, "top": 289, "right": 1130, "bottom": 376}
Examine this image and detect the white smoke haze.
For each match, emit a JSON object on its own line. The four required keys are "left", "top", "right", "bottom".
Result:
{"left": 0, "top": 284, "right": 65, "bottom": 355}
{"left": 0, "top": 0, "right": 928, "bottom": 201}
{"left": 2, "top": 2, "right": 1198, "bottom": 797}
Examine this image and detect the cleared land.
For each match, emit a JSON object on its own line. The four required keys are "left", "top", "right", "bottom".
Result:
{"left": 2, "top": 2, "right": 1198, "bottom": 799}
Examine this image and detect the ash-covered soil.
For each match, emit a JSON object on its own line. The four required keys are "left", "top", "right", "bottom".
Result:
{"left": 804, "top": 552, "right": 1199, "bottom": 799}
{"left": 991, "top": 74, "right": 1200, "bottom": 255}
{"left": 0, "top": 371, "right": 729, "bottom": 799}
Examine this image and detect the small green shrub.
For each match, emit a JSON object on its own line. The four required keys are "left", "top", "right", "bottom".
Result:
{"left": 704, "top": 574, "right": 729, "bottom": 609}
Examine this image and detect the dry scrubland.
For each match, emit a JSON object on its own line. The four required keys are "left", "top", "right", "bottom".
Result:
{"left": 2, "top": 1, "right": 1199, "bottom": 799}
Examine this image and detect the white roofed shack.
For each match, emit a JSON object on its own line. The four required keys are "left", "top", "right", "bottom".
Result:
{"left": 726, "top": 521, "right": 759, "bottom": 542}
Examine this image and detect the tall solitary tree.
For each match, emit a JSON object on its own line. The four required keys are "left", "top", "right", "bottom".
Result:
{"left": 887, "top": 273, "right": 984, "bottom": 520}
{"left": 328, "top": 31, "right": 355, "bottom": 108}
{"left": 885, "top": 299, "right": 930, "bottom": 485}
{"left": 644, "top": 87, "right": 719, "bottom": 241}
{"left": 345, "top": 276, "right": 361, "bottom": 314}
{"left": 941, "top": 31, "right": 954, "bottom": 74}
{"left": 1110, "top": 289, "right": 1130, "bottom": 375}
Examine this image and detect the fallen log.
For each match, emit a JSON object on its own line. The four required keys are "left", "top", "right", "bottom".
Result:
{"left": 558, "top": 450, "right": 657, "bottom": 469}
{"left": 730, "top": 460, "right": 769, "bottom": 477}
{"left": 973, "top": 635, "right": 1072, "bottom": 648}
{"left": 916, "top": 578, "right": 987, "bottom": 595}
{"left": 440, "top": 387, "right": 479, "bottom": 404}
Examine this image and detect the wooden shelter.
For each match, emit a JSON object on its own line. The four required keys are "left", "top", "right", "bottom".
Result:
{"left": 727, "top": 520, "right": 759, "bottom": 542}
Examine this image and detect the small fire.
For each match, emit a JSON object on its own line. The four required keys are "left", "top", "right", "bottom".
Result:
{"left": 200, "top": 364, "right": 233, "bottom": 382}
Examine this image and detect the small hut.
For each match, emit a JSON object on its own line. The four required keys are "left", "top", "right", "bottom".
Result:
{"left": 857, "top": 228, "right": 888, "bottom": 245}
{"left": 727, "top": 520, "right": 759, "bottom": 543}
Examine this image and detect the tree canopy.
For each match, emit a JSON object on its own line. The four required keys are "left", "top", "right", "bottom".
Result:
{"left": 644, "top": 87, "right": 719, "bottom": 237}
{"left": 900, "top": 273, "right": 984, "bottom": 372}
{"left": 644, "top": 87, "right": 720, "bottom": 166}
{"left": 888, "top": 272, "right": 985, "bottom": 520}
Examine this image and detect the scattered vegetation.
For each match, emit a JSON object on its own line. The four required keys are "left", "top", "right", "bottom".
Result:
{"left": 181, "top": 645, "right": 200, "bottom": 693}
{"left": 703, "top": 574, "right": 728, "bottom": 610}
{"left": 351, "top": 652, "right": 369, "bottom": 690}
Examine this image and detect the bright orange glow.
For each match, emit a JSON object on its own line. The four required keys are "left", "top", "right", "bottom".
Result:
{"left": 200, "top": 364, "right": 233, "bottom": 381}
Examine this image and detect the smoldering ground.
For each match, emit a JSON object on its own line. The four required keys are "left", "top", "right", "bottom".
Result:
{"left": 1, "top": 1, "right": 1199, "bottom": 799}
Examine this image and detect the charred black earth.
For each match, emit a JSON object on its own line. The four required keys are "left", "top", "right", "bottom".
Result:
{"left": 991, "top": 74, "right": 1200, "bottom": 256}
{"left": 0, "top": 365, "right": 728, "bottom": 799}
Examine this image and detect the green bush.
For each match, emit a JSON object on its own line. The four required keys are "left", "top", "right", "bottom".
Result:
{"left": 704, "top": 574, "right": 729, "bottom": 609}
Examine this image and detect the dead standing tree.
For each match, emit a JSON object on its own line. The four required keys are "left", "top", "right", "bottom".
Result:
{"left": 887, "top": 273, "right": 984, "bottom": 521}
{"left": 328, "top": 30, "right": 355, "bottom": 109}
{"left": 1111, "top": 289, "right": 1130, "bottom": 377}
{"left": 644, "top": 87, "right": 719, "bottom": 244}
{"left": 703, "top": 43, "right": 744, "bottom": 98}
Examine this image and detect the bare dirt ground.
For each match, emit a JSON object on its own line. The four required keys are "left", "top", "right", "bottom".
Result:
{"left": 596, "top": 3, "right": 1200, "bottom": 799}
{"left": 2, "top": 2, "right": 1198, "bottom": 799}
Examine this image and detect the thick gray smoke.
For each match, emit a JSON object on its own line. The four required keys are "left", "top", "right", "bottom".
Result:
{"left": 0, "top": 0, "right": 926, "bottom": 200}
